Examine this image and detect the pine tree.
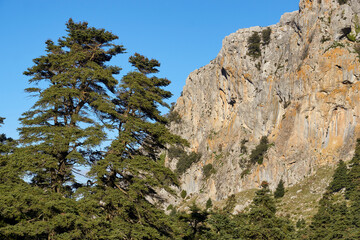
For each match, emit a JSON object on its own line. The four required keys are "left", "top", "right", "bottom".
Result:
{"left": 0, "top": 20, "right": 126, "bottom": 239}
{"left": 328, "top": 160, "right": 348, "bottom": 193}
{"left": 274, "top": 179, "right": 285, "bottom": 198}
{"left": 17, "top": 19, "right": 125, "bottom": 196}
{"left": 206, "top": 198, "right": 213, "bottom": 210}
{"left": 346, "top": 139, "right": 360, "bottom": 199}
{"left": 178, "top": 203, "right": 209, "bottom": 239}
{"left": 243, "top": 181, "right": 294, "bottom": 239}
{"left": 87, "top": 53, "right": 186, "bottom": 239}
{"left": 0, "top": 117, "right": 16, "bottom": 182}
{"left": 346, "top": 139, "right": 360, "bottom": 238}
{"left": 247, "top": 32, "right": 262, "bottom": 59}
{"left": 308, "top": 192, "right": 353, "bottom": 239}
{"left": 307, "top": 141, "right": 360, "bottom": 239}
{"left": 203, "top": 212, "right": 239, "bottom": 239}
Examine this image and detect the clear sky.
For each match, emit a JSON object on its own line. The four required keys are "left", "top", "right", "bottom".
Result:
{"left": 0, "top": 0, "right": 299, "bottom": 139}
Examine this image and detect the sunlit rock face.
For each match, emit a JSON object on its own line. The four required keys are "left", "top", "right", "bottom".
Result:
{"left": 169, "top": 0, "right": 360, "bottom": 201}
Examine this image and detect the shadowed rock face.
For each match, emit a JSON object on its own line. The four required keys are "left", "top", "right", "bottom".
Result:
{"left": 169, "top": 0, "right": 360, "bottom": 201}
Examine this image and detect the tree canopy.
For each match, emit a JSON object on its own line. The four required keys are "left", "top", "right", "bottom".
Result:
{"left": 0, "top": 19, "right": 185, "bottom": 240}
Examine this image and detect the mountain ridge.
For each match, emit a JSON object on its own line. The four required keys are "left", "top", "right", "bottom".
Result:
{"left": 168, "top": 0, "right": 360, "bottom": 204}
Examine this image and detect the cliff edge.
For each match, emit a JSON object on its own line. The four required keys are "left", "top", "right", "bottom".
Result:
{"left": 169, "top": 0, "right": 360, "bottom": 203}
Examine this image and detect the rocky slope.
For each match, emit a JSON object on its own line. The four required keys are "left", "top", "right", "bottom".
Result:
{"left": 168, "top": 0, "right": 360, "bottom": 203}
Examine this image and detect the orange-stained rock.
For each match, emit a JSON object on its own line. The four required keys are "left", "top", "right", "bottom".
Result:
{"left": 169, "top": 0, "right": 360, "bottom": 202}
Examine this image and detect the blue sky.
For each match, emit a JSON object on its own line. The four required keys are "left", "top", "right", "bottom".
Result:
{"left": 0, "top": 0, "right": 299, "bottom": 138}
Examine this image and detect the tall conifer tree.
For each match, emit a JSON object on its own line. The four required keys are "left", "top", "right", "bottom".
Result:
{"left": 87, "top": 53, "right": 185, "bottom": 239}
{"left": 243, "top": 182, "right": 294, "bottom": 239}
{"left": 18, "top": 19, "right": 125, "bottom": 195}
{"left": 274, "top": 179, "right": 285, "bottom": 198}
{"left": 1, "top": 20, "right": 126, "bottom": 239}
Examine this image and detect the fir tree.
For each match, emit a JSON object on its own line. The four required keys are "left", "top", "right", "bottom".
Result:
{"left": 308, "top": 192, "right": 353, "bottom": 239}
{"left": 307, "top": 140, "right": 360, "bottom": 239}
{"left": 178, "top": 203, "right": 209, "bottom": 239}
{"left": 346, "top": 139, "right": 360, "bottom": 199}
{"left": 17, "top": 19, "right": 125, "bottom": 196}
{"left": 249, "top": 136, "right": 270, "bottom": 164}
{"left": 274, "top": 179, "right": 285, "bottom": 198}
{"left": 346, "top": 139, "right": 360, "bottom": 238}
{"left": 247, "top": 32, "right": 262, "bottom": 59}
{"left": 0, "top": 117, "right": 17, "bottom": 183}
{"left": 243, "top": 181, "right": 294, "bottom": 239}
{"left": 203, "top": 212, "right": 240, "bottom": 239}
{"left": 87, "top": 53, "right": 185, "bottom": 239}
{"left": 0, "top": 20, "right": 126, "bottom": 239}
{"left": 206, "top": 198, "right": 213, "bottom": 210}
{"left": 328, "top": 160, "right": 348, "bottom": 193}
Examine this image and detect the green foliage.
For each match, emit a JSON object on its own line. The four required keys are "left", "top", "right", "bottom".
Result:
{"left": 167, "top": 102, "right": 182, "bottom": 124}
{"left": 247, "top": 29, "right": 271, "bottom": 60}
{"left": 0, "top": 20, "right": 186, "bottom": 239}
{"left": 247, "top": 32, "right": 261, "bottom": 59}
{"left": 167, "top": 110, "right": 182, "bottom": 124}
{"left": 274, "top": 179, "right": 285, "bottom": 198}
{"left": 0, "top": 183, "right": 101, "bottom": 239}
{"left": 241, "top": 183, "right": 294, "bottom": 239}
{"left": 346, "top": 138, "right": 360, "bottom": 199}
{"left": 206, "top": 198, "right": 213, "bottom": 209}
{"left": 249, "top": 136, "right": 270, "bottom": 164}
{"left": 158, "top": 152, "right": 166, "bottom": 166}
{"left": 0, "top": 119, "right": 18, "bottom": 184}
{"left": 203, "top": 164, "right": 215, "bottom": 178}
{"left": 168, "top": 146, "right": 201, "bottom": 175}
{"left": 307, "top": 139, "right": 360, "bottom": 239}
{"left": 262, "top": 27, "right": 272, "bottom": 45}
{"left": 240, "top": 168, "right": 251, "bottom": 178}
{"left": 352, "top": 14, "right": 360, "bottom": 42}
{"left": 308, "top": 193, "right": 354, "bottom": 239}
{"left": 178, "top": 203, "right": 209, "bottom": 239}
{"left": 223, "top": 194, "right": 237, "bottom": 214}
{"left": 296, "top": 218, "right": 306, "bottom": 228}
{"left": 328, "top": 160, "right": 348, "bottom": 193}
{"left": 181, "top": 190, "right": 187, "bottom": 199}
{"left": 346, "top": 14, "right": 360, "bottom": 42}
{"left": 176, "top": 151, "right": 201, "bottom": 174}
{"left": 174, "top": 183, "right": 296, "bottom": 239}
{"left": 129, "top": 52, "right": 160, "bottom": 74}
{"left": 86, "top": 49, "right": 185, "bottom": 239}
{"left": 18, "top": 18, "right": 125, "bottom": 196}
{"left": 203, "top": 212, "right": 239, "bottom": 239}
{"left": 347, "top": 32, "right": 357, "bottom": 42}
{"left": 325, "top": 41, "right": 345, "bottom": 52}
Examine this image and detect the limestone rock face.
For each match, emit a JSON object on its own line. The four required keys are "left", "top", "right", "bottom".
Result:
{"left": 169, "top": 0, "right": 360, "bottom": 201}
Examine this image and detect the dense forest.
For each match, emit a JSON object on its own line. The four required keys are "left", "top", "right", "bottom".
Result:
{"left": 0, "top": 20, "right": 360, "bottom": 239}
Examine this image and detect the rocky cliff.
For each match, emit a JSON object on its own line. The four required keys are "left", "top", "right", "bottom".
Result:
{"left": 169, "top": 0, "right": 360, "bottom": 203}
